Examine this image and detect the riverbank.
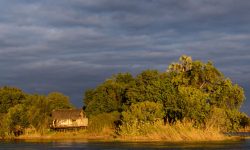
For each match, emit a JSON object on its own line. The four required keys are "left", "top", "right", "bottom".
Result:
{"left": 10, "top": 134, "right": 237, "bottom": 142}
{"left": 11, "top": 128, "right": 234, "bottom": 142}
{"left": 3, "top": 120, "right": 248, "bottom": 142}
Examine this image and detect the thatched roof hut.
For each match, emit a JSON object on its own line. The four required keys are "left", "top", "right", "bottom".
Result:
{"left": 52, "top": 109, "right": 86, "bottom": 120}
{"left": 51, "top": 109, "right": 88, "bottom": 129}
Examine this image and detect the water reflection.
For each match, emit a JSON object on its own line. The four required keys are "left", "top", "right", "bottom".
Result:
{"left": 0, "top": 139, "right": 250, "bottom": 150}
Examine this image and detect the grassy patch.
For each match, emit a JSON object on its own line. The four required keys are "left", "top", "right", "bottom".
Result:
{"left": 118, "top": 120, "right": 228, "bottom": 141}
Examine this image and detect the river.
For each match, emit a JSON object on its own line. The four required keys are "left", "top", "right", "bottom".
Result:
{"left": 0, "top": 139, "right": 250, "bottom": 150}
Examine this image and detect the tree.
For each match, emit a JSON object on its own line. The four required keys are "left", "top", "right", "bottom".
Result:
{"left": 167, "top": 55, "right": 192, "bottom": 73}
{"left": 122, "top": 101, "right": 164, "bottom": 124}
{"left": 47, "top": 92, "right": 73, "bottom": 111}
{"left": 166, "top": 55, "right": 245, "bottom": 127}
{"left": 178, "top": 86, "right": 210, "bottom": 126}
{"left": 0, "top": 86, "right": 26, "bottom": 113}
{"left": 126, "top": 70, "right": 163, "bottom": 104}
{"left": 4, "top": 104, "right": 29, "bottom": 136}
{"left": 83, "top": 55, "right": 246, "bottom": 132}
{"left": 84, "top": 80, "right": 124, "bottom": 116}
{"left": 25, "top": 95, "right": 50, "bottom": 133}
{"left": 119, "top": 101, "right": 164, "bottom": 135}
{"left": 84, "top": 73, "right": 134, "bottom": 116}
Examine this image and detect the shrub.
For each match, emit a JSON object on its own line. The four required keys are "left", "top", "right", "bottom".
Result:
{"left": 119, "top": 101, "right": 164, "bottom": 136}
{"left": 87, "top": 111, "right": 120, "bottom": 135}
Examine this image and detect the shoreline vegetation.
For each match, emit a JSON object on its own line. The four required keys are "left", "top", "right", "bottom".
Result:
{"left": 12, "top": 124, "right": 250, "bottom": 141}
{"left": 0, "top": 55, "right": 249, "bottom": 142}
{"left": 6, "top": 125, "right": 232, "bottom": 142}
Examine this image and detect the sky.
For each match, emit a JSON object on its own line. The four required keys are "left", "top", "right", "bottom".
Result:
{"left": 0, "top": 0, "right": 249, "bottom": 114}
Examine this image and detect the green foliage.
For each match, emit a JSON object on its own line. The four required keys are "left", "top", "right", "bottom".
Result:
{"left": 0, "top": 114, "right": 8, "bottom": 138}
{"left": 0, "top": 86, "right": 26, "bottom": 113}
{"left": 84, "top": 81, "right": 120, "bottom": 116}
{"left": 126, "top": 70, "right": 163, "bottom": 104}
{"left": 87, "top": 111, "right": 120, "bottom": 134}
{"left": 84, "top": 73, "right": 134, "bottom": 116}
{"left": 47, "top": 92, "right": 73, "bottom": 111}
{"left": 0, "top": 87, "right": 75, "bottom": 136}
{"left": 205, "top": 107, "right": 227, "bottom": 130}
{"left": 122, "top": 101, "right": 164, "bottom": 123}
{"left": 4, "top": 104, "right": 29, "bottom": 134}
{"left": 222, "top": 111, "right": 249, "bottom": 132}
{"left": 178, "top": 86, "right": 210, "bottom": 125}
{"left": 239, "top": 113, "right": 250, "bottom": 129}
{"left": 25, "top": 95, "right": 50, "bottom": 133}
{"left": 119, "top": 101, "right": 164, "bottom": 135}
{"left": 225, "top": 109, "right": 243, "bottom": 131}
{"left": 83, "top": 55, "right": 246, "bottom": 132}
{"left": 26, "top": 92, "right": 74, "bottom": 133}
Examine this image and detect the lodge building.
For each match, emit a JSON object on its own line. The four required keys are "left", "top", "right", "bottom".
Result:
{"left": 51, "top": 109, "right": 88, "bottom": 130}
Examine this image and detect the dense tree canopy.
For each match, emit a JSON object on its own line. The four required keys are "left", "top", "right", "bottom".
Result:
{"left": 0, "top": 87, "right": 74, "bottom": 137}
{"left": 83, "top": 55, "right": 247, "bottom": 131}
{"left": 0, "top": 87, "right": 26, "bottom": 113}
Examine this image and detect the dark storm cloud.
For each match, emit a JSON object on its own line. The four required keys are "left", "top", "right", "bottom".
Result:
{"left": 0, "top": 0, "right": 249, "bottom": 113}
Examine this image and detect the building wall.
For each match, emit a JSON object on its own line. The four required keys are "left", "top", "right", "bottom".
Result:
{"left": 76, "top": 118, "right": 88, "bottom": 126}
{"left": 54, "top": 118, "right": 88, "bottom": 127}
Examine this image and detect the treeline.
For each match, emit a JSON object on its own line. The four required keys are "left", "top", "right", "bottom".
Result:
{"left": 0, "top": 87, "right": 73, "bottom": 138}
{"left": 83, "top": 55, "right": 249, "bottom": 135}
{"left": 0, "top": 55, "right": 249, "bottom": 140}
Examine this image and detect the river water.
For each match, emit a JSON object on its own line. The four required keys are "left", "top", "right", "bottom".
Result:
{"left": 0, "top": 139, "right": 250, "bottom": 150}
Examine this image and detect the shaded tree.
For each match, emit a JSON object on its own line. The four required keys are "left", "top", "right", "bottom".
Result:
{"left": 84, "top": 73, "right": 134, "bottom": 116}
{"left": 0, "top": 86, "right": 26, "bottom": 113}
{"left": 47, "top": 92, "right": 73, "bottom": 111}
{"left": 4, "top": 104, "right": 29, "bottom": 136}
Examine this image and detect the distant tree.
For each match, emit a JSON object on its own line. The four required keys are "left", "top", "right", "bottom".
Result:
{"left": 113, "top": 72, "right": 134, "bottom": 84}
{"left": 84, "top": 73, "right": 134, "bottom": 116}
{"left": 84, "top": 80, "right": 123, "bottom": 116}
{"left": 239, "top": 113, "right": 250, "bottom": 130}
{"left": 4, "top": 104, "right": 29, "bottom": 135}
{"left": 0, "top": 86, "right": 26, "bottom": 113}
{"left": 83, "top": 89, "right": 95, "bottom": 108}
{"left": 126, "top": 70, "right": 162, "bottom": 104}
{"left": 25, "top": 95, "right": 50, "bottom": 133}
{"left": 167, "top": 55, "right": 192, "bottom": 73}
{"left": 0, "top": 86, "right": 76, "bottom": 135}
{"left": 47, "top": 92, "right": 74, "bottom": 111}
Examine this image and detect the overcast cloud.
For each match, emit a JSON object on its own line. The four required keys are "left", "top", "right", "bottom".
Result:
{"left": 0, "top": 0, "right": 249, "bottom": 114}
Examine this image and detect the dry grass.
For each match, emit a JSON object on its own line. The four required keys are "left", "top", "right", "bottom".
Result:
{"left": 118, "top": 121, "right": 229, "bottom": 142}
{"left": 13, "top": 119, "right": 233, "bottom": 142}
{"left": 16, "top": 130, "right": 118, "bottom": 141}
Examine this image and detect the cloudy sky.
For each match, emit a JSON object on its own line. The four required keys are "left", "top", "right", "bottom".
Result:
{"left": 0, "top": 0, "right": 249, "bottom": 114}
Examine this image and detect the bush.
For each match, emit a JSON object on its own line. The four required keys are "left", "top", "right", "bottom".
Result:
{"left": 87, "top": 111, "right": 120, "bottom": 135}
{"left": 119, "top": 101, "right": 164, "bottom": 136}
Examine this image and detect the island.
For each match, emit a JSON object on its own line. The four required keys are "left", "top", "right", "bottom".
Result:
{"left": 0, "top": 55, "right": 249, "bottom": 141}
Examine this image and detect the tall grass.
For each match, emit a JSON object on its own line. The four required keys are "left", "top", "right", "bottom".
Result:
{"left": 118, "top": 120, "right": 228, "bottom": 141}
{"left": 87, "top": 111, "right": 120, "bottom": 137}
{"left": 11, "top": 112, "right": 231, "bottom": 141}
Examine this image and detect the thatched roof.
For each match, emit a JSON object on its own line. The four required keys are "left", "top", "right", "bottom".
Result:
{"left": 52, "top": 109, "right": 85, "bottom": 120}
